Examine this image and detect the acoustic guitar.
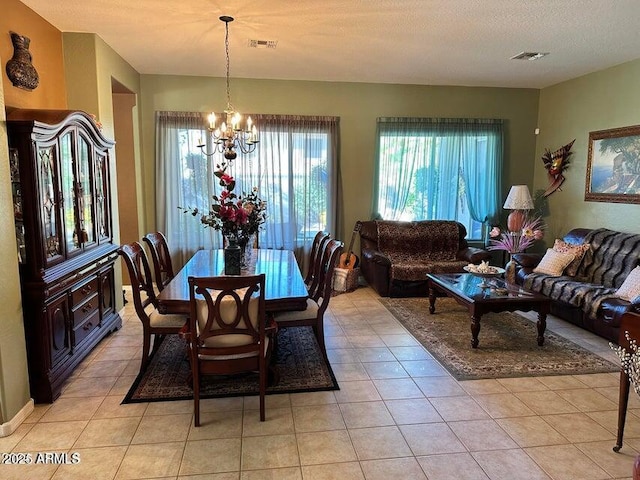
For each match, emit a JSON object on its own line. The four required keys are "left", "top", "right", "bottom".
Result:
{"left": 338, "top": 221, "right": 362, "bottom": 269}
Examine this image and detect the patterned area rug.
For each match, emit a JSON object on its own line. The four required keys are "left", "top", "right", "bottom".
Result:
{"left": 379, "top": 297, "right": 619, "bottom": 381}
{"left": 123, "top": 326, "right": 338, "bottom": 403}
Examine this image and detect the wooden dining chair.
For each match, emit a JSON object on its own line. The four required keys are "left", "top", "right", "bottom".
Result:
{"left": 304, "top": 231, "right": 330, "bottom": 289}
{"left": 186, "top": 274, "right": 275, "bottom": 426}
{"left": 273, "top": 238, "right": 343, "bottom": 359}
{"left": 118, "top": 242, "right": 188, "bottom": 373}
{"left": 142, "top": 231, "right": 175, "bottom": 292}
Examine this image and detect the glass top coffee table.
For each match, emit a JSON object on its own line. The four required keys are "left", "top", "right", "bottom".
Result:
{"left": 426, "top": 273, "right": 551, "bottom": 349}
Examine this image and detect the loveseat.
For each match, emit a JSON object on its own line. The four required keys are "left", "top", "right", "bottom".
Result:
{"left": 359, "top": 220, "right": 490, "bottom": 297}
{"left": 513, "top": 228, "right": 640, "bottom": 342}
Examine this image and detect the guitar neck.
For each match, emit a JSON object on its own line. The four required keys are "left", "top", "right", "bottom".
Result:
{"left": 346, "top": 221, "right": 362, "bottom": 255}
{"left": 346, "top": 232, "right": 357, "bottom": 255}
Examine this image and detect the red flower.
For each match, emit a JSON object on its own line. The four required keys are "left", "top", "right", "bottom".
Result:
{"left": 218, "top": 205, "right": 235, "bottom": 220}
{"left": 220, "top": 173, "right": 234, "bottom": 185}
{"left": 235, "top": 208, "right": 249, "bottom": 224}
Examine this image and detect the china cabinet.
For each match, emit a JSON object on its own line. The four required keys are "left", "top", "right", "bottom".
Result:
{"left": 7, "top": 109, "right": 122, "bottom": 403}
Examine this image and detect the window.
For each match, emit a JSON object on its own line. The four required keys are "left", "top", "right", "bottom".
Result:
{"left": 374, "top": 117, "right": 503, "bottom": 240}
{"left": 156, "top": 112, "right": 339, "bottom": 271}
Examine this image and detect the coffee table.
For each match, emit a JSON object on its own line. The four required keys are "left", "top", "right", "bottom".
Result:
{"left": 426, "top": 273, "right": 551, "bottom": 349}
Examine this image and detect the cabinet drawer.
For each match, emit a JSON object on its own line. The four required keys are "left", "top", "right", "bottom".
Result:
{"left": 72, "top": 293, "right": 99, "bottom": 326}
{"left": 71, "top": 277, "right": 99, "bottom": 306}
{"left": 73, "top": 310, "right": 99, "bottom": 346}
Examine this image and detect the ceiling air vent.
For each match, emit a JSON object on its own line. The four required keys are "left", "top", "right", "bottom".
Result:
{"left": 248, "top": 39, "right": 278, "bottom": 49}
{"left": 511, "top": 52, "right": 549, "bottom": 61}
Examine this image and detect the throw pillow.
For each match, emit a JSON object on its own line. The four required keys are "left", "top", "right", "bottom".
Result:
{"left": 533, "top": 248, "right": 575, "bottom": 276}
{"left": 552, "top": 239, "right": 591, "bottom": 276}
{"left": 616, "top": 266, "right": 640, "bottom": 301}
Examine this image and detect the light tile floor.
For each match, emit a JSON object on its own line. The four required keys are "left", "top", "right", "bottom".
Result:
{"left": 2, "top": 286, "right": 639, "bottom": 479}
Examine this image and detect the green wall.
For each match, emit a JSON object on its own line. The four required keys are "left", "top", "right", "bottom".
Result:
{"left": 536, "top": 58, "right": 640, "bottom": 240}
{"left": 63, "top": 32, "right": 143, "bottom": 312}
{"left": 139, "top": 75, "right": 540, "bottom": 241}
{"left": 0, "top": 56, "right": 31, "bottom": 427}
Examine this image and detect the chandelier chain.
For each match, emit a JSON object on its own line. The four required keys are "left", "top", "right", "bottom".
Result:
{"left": 224, "top": 19, "right": 232, "bottom": 111}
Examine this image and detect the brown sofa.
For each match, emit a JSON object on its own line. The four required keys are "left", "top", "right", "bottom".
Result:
{"left": 513, "top": 228, "right": 640, "bottom": 342}
{"left": 359, "top": 220, "right": 490, "bottom": 297}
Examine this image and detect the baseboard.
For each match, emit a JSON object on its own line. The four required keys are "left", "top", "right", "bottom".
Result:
{"left": 0, "top": 398, "right": 34, "bottom": 437}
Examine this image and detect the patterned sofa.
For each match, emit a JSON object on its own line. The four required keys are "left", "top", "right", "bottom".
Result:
{"left": 359, "top": 220, "right": 490, "bottom": 297}
{"left": 513, "top": 228, "right": 640, "bottom": 342}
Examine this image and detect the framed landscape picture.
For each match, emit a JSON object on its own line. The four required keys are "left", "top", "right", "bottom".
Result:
{"left": 585, "top": 124, "right": 640, "bottom": 204}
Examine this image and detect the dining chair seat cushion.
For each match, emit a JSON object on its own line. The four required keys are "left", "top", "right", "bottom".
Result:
{"left": 273, "top": 298, "right": 320, "bottom": 322}
{"left": 198, "top": 337, "right": 270, "bottom": 361}
{"left": 148, "top": 309, "right": 188, "bottom": 328}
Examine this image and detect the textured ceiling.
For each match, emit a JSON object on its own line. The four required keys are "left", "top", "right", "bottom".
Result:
{"left": 20, "top": 0, "right": 640, "bottom": 89}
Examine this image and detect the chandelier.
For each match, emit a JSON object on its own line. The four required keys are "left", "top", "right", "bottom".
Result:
{"left": 198, "top": 16, "right": 258, "bottom": 161}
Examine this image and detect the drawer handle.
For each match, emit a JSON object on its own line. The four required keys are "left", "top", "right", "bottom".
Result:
{"left": 81, "top": 303, "right": 93, "bottom": 313}
{"left": 83, "top": 322, "right": 93, "bottom": 331}
{"left": 81, "top": 285, "right": 93, "bottom": 295}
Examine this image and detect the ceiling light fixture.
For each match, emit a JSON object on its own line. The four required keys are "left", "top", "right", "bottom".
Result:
{"left": 510, "top": 52, "right": 549, "bottom": 61}
{"left": 199, "top": 15, "right": 258, "bottom": 161}
{"left": 248, "top": 39, "right": 278, "bottom": 49}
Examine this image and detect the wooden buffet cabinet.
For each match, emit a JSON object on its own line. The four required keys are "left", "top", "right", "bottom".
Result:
{"left": 7, "top": 109, "right": 122, "bottom": 403}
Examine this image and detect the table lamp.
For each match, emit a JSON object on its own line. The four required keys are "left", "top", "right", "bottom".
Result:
{"left": 503, "top": 185, "right": 534, "bottom": 232}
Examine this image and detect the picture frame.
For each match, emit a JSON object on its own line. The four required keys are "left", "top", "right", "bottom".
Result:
{"left": 585, "top": 124, "right": 640, "bottom": 204}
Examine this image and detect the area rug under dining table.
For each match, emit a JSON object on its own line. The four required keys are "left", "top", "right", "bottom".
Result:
{"left": 379, "top": 297, "right": 619, "bottom": 381}
{"left": 123, "top": 326, "right": 338, "bottom": 403}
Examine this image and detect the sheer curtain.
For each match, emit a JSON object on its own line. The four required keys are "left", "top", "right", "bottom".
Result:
{"left": 373, "top": 117, "right": 503, "bottom": 239}
{"left": 156, "top": 111, "right": 217, "bottom": 267}
{"left": 156, "top": 111, "right": 339, "bottom": 272}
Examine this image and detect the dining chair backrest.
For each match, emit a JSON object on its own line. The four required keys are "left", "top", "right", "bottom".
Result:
{"left": 304, "top": 231, "right": 330, "bottom": 286}
{"left": 119, "top": 242, "right": 158, "bottom": 323}
{"left": 310, "top": 238, "right": 343, "bottom": 308}
{"left": 188, "top": 274, "right": 266, "bottom": 356}
{"left": 142, "top": 231, "right": 175, "bottom": 292}
{"left": 271, "top": 238, "right": 342, "bottom": 361}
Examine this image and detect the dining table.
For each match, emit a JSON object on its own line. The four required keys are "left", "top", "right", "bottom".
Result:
{"left": 156, "top": 248, "right": 309, "bottom": 314}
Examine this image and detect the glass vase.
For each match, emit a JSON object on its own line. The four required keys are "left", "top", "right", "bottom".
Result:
{"left": 238, "top": 233, "right": 256, "bottom": 267}
{"left": 504, "top": 252, "right": 517, "bottom": 284}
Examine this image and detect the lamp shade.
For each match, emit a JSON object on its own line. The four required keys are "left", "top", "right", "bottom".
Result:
{"left": 503, "top": 185, "right": 534, "bottom": 210}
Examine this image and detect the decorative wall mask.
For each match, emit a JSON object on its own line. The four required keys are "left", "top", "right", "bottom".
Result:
{"left": 5, "top": 31, "right": 39, "bottom": 91}
{"left": 541, "top": 139, "right": 575, "bottom": 197}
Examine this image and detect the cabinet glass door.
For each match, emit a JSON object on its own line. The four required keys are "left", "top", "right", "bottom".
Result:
{"left": 95, "top": 151, "right": 110, "bottom": 241}
{"left": 77, "top": 135, "right": 95, "bottom": 246}
{"left": 11, "top": 148, "right": 26, "bottom": 263}
{"left": 60, "top": 132, "right": 80, "bottom": 255}
{"left": 38, "top": 145, "right": 62, "bottom": 263}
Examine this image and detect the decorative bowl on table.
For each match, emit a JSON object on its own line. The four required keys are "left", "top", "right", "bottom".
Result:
{"left": 463, "top": 264, "right": 505, "bottom": 288}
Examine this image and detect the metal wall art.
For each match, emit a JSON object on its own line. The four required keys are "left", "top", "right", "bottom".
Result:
{"left": 541, "top": 139, "right": 575, "bottom": 197}
{"left": 5, "top": 31, "right": 39, "bottom": 91}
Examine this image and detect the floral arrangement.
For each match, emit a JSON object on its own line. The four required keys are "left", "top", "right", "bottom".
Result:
{"left": 240, "top": 187, "right": 267, "bottom": 238}
{"left": 610, "top": 332, "right": 640, "bottom": 398}
{"left": 181, "top": 161, "right": 266, "bottom": 240}
{"left": 488, "top": 215, "right": 544, "bottom": 254}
